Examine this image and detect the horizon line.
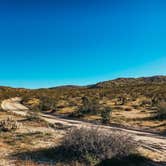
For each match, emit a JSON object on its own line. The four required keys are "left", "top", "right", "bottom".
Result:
{"left": 0, "top": 74, "right": 165, "bottom": 90}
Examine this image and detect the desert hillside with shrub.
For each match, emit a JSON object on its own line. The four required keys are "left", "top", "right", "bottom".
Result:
{"left": 0, "top": 100, "right": 166, "bottom": 165}
{"left": 0, "top": 76, "right": 166, "bottom": 165}
{"left": 0, "top": 76, "right": 166, "bottom": 133}
{"left": 0, "top": 76, "right": 166, "bottom": 134}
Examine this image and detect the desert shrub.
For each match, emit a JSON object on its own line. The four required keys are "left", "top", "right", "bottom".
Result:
{"left": 0, "top": 117, "right": 21, "bottom": 132}
{"left": 39, "top": 96, "right": 57, "bottom": 112}
{"left": 156, "top": 101, "right": 166, "bottom": 120}
{"left": 76, "top": 96, "right": 100, "bottom": 117}
{"left": 101, "top": 107, "right": 112, "bottom": 124}
{"left": 115, "top": 97, "right": 126, "bottom": 105}
{"left": 61, "top": 127, "right": 137, "bottom": 165}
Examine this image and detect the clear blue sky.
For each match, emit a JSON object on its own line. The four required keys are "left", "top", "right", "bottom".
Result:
{"left": 0, "top": 0, "right": 166, "bottom": 88}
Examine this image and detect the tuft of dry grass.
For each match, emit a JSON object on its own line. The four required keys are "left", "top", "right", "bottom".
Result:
{"left": 0, "top": 117, "right": 21, "bottom": 132}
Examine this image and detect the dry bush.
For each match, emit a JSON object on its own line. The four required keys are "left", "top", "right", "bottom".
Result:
{"left": 0, "top": 117, "right": 21, "bottom": 132}
{"left": 61, "top": 127, "right": 137, "bottom": 165}
{"left": 157, "top": 101, "right": 166, "bottom": 120}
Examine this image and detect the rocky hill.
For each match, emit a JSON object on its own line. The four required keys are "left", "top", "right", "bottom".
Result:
{"left": 89, "top": 76, "right": 166, "bottom": 88}
{"left": 0, "top": 75, "right": 166, "bottom": 105}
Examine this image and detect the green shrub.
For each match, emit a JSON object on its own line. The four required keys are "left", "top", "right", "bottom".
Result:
{"left": 101, "top": 107, "right": 112, "bottom": 124}
{"left": 76, "top": 96, "right": 100, "bottom": 116}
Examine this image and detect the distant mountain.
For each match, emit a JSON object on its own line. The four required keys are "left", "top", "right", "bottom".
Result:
{"left": 0, "top": 76, "right": 166, "bottom": 90}
{"left": 88, "top": 76, "right": 166, "bottom": 88}
{"left": 49, "top": 85, "right": 84, "bottom": 90}
{"left": 44, "top": 75, "right": 166, "bottom": 89}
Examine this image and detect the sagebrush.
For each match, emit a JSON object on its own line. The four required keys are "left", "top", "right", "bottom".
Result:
{"left": 61, "top": 127, "right": 137, "bottom": 164}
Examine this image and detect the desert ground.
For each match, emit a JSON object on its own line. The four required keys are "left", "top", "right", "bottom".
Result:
{"left": 0, "top": 97, "right": 165, "bottom": 166}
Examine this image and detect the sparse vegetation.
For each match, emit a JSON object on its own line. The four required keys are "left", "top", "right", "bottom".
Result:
{"left": 0, "top": 76, "right": 166, "bottom": 133}
{"left": 0, "top": 76, "right": 166, "bottom": 165}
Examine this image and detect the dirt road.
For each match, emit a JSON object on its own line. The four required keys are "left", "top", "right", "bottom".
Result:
{"left": 1, "top": 98, "right": 166, "bottom": 163}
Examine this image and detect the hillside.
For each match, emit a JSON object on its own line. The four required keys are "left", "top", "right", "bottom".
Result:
{"left": 0, "top": 76, "right": 166, "bottom": 134}
{"left": 90, "top": 76, "right": 166, "bottom": 88}
{"left": 0, "top": 76, "right": 166, "bottom": 107}
{"left": 0, "top": 76, "right": 166, "bottom": 165}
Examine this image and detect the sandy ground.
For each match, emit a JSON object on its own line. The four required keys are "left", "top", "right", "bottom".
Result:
{"left": 1, "top": 98, "right": 166, "bottom": 163}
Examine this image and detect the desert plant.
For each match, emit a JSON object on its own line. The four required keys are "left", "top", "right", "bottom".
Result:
{"left": 39, "top": 96, "right": 57, "bottom": 112}
{"left": 0, "top": 117, "right": 21, "bottom": 132}
{"left": 156, "top": 101, "right": 166, "bottom": 120}
{"left": 115, "top": 97, "right": 126, "bottom": 105}
{"left": 76, "top": 96, "right": 100, "bottom": 116}
{"left": 61, "top": 127, "right": 137, "bottom": 165}
{"left": 101, "top": 107, "right": 112, "bottom": 124}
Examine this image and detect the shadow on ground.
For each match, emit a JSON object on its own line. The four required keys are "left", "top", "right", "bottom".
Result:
{"left": 98, "top": 155, "right": 166, "bottom": 166}
{"left": 12, "top": 147, "right": 165, "bottom": 166}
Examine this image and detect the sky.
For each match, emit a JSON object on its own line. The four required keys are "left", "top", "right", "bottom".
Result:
{"left": 0, "top": 0, "right": 166, "bottom": 88}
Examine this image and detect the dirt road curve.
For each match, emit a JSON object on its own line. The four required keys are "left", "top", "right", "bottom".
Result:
{"left": 1, "top": 98, "right": 166, "bottom": 163}
{"left": 1, "top": 97, "right": 28, "bottom": 116}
